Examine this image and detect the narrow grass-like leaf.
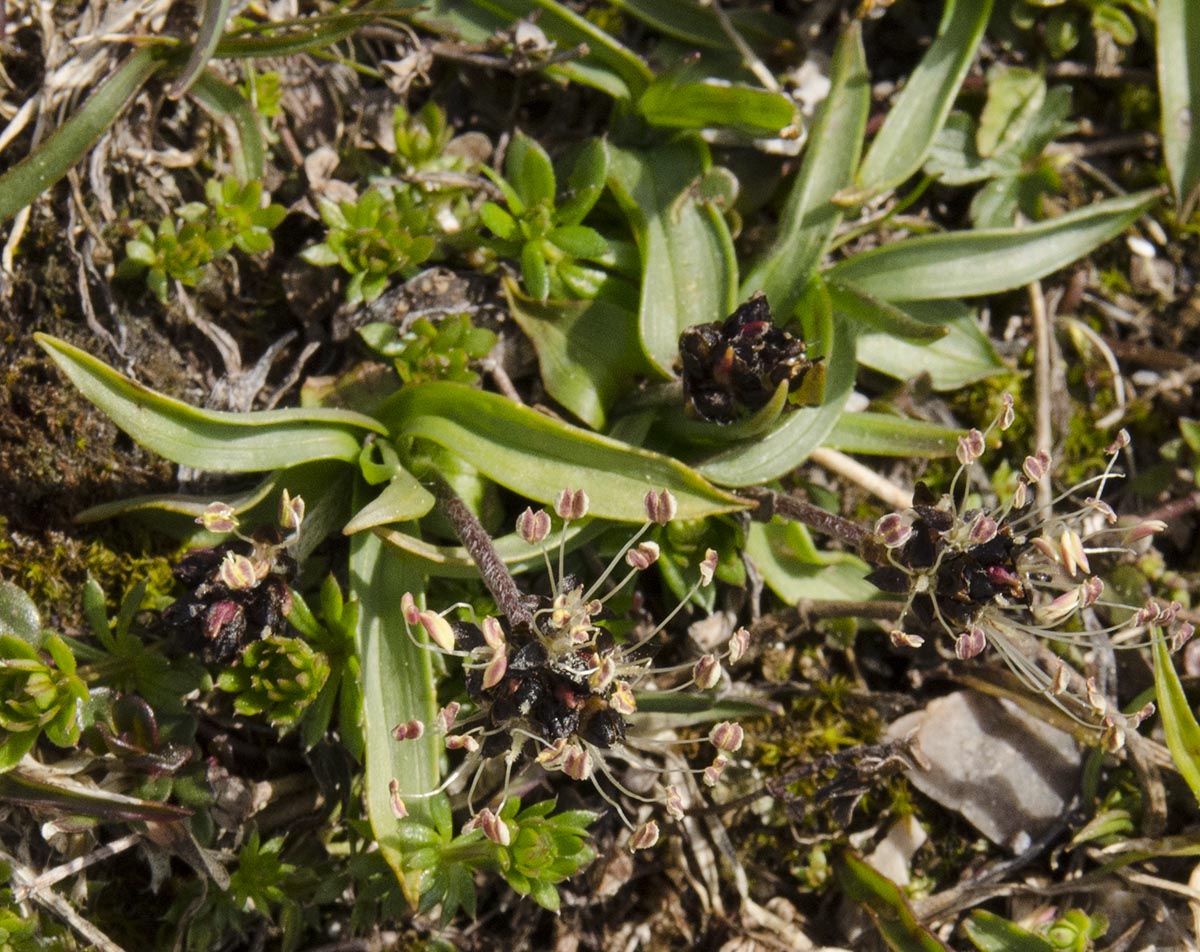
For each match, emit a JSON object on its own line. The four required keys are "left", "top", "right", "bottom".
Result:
{"left": 215, "top": 13, "right": 371, "bottom": 59}
{"left": 1152, "top": 628, "right": 1200, "bottom": 804}
{"left": 75, "top": 460, "right": 352, "bottom": 562}
{"left": 343, "top": 471, "right": 436, "bottom": 534}
{"left": 606, "top": 138, "right": 737, "bottom": 374}
{"left": 377, "top": 383, "right": 744, "bottom": 521}
{"left": 609, "top": 0, "right": 787, "bottom": 51}
{"left": 855, "top": 0, "right": 993, "bottom": 195}
{"left": 414, "top": 0, "right": 651, "bottom": 99}
{"left": 825, "top": 412, "right": 961, "bottom": 457}
{"left": 741, "top": 22, "right": 868, "bottom": 318}
{"left": 37, "top": 335, "right": 383, "bottom": 472}
{"left": 187, "top": 72, "right": 265, "bottom": 181}
{"left": 827, "top": 279, "right": 947, "bottom": 341}
{"left": 1158, "top": 0, "right": 1200, "bottom": 217}
{"left": 350, "top": 529, "right": 439, "bottom": 903}
{"left": 0, "top": 769, "right": 192, "bottom": 822}
{"left": 829, "top": 190, "right": 1157, "bottom": 300}
{"left": 633, "top": 692, "right": 781, "bottom": 726}
{"left": 963, "top": 911, "right": 1054, "bottom": 952}
{"left": 168, "top": 0, "right": 232, "bottom": 99}
{"left": 74, "top": 474, "right": 280, "bottom": 525}
{"left": 637, "top": 77, "right": 796, "bottom": 136}
{"left": 745, "top": 520, "right": 875, "bottom": 603}
{"left": 835, "top": 851, "right": 952, "bottom": 952}
{"left": 505, "top": 282, "right": 649, "bottom": 430}
{"left": 854, "top": 300, "right": 1006, "bottom": 389}
{"left": 0, "top": 48, "right": 164, "bottom": 222}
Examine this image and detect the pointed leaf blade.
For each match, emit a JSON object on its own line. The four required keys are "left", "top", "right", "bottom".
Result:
{"left": 1158, "top": 0, "right": 1200, "bottom": 216}
{"left": 828, "top": 190, "right": 1158, "bottom": 300}
{"left": 377, "top": 383, "right": 743, "bottom": 521}
{"left": 351, "top": 532, "right": 439, "bottom": 903}
{"left": 741, "top": 21, "right": 869, "bottom": 319}
{"left": 606, "top": 138, "right": 737, "bottom": 374}
{"left": 36, "top": 334, "right": 383, "bottom": 472}
{"left": 0, "top": 49, "right": 164, "bottom": 222}
{"left": 856, "top": 0, "right": 993, "bottom": 195}
{"left": 1153, "top": 629, "right": 1200, "bottom": 805}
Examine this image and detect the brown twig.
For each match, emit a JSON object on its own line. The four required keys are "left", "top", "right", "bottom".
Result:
{"left": 737, "top": 486, "right": 870, "bottom": 548}
{"left": 431, "top": 476, "right": 534, "bottom": 630}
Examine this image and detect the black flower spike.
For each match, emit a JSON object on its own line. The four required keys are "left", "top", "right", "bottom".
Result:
{"left": 161, "top": 527, "right": 296, "bottom": 664}
{"left": 861, "top": 402, "right": 1185, "bottom": 753}
{"left": 397, "top": 488, "right": 747, "bottom": 852}
{"left": 678, "top": 291, "right": 824, "bottom": 424}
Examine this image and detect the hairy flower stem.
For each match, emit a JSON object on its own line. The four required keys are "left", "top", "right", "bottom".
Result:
{"left": 738, "top": 486, "right": 869, "bottom": 548}
{"left": 431, "top": 477, "right": 534, "bottom": 630}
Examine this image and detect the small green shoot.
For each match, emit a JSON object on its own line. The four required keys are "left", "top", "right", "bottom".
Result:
{"left": 925, "top": 65, "right": 1075, "bottom": 227}
{"left": 396, "top": 795, "right": 598, "bottom": 921}
{"left": 481, "top": 133, "right": 614, "bottom": 301}
{"left": 359, "top": 315, "right": 497, "bottom": 387}
{"left": 301, "top": 185, "right": 438, "bottom": 306}
{"left": 120, "top": 177, "right": 285, "bottom": 302}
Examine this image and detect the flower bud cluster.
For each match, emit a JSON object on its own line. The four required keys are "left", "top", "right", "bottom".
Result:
{"left": 160, "top": 494, "right": 304, "bottom": 663}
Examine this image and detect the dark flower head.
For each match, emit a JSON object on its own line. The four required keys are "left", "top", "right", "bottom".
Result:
{"left": 864, "top": 403, "right": 1177, "bottom": 750}
{"left": 397, "top": 489, "right": 747, "bottom": 849}
{"left": 678, "top": 291, "right": 824, "bottom": 424}
{"left": 160, "top": 496, "right": 304, "bottom": 663}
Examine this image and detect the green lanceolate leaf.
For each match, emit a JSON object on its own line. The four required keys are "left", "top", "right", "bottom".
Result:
{"left": 350, "top": 529, "right": 439, "bottom": 903}
{"left": 75, "top": 459, "right": 352, "bottom": 561}
{"left": 187, "top": 71, "right": 266, "bottom": 182}
{"left": 835, "top": 851, "right": 952, "bottom": 952}
{"left": 826, "top": 279, "right": 947, "bottom": 341}
{"left": 741, "top": 22, "right": 869, "bottom": 319}
{"left": 343, "top": 470, "right": 437, "bottom": 534}
{"left": 36, "top": 335, "right": 384, "bottom": 472}
{"left": 214, "top": 13, "right": 372, "bottom": 59}
{"left": 168, "top": 0, "right": 233, "bottom": 98}
{"left": 505, "top": 281, "right": 649, "bottom": 430}
{"left": 377, "top": 382, "right": 744, "bottom": 521}
{"left": 606, "top": 138, "right": 737, "bottom": 375}
{"left": 825, "top": 412, "right": 961, "bottom": 458}
{"left": 637, "top": 75, "right": 797, "bottom": 137}
{"left": 745, "top": 520, "right": 874, "bottom": 603}
{"left": 1152, "top": 629, "right": 1200, "bottom": 805}
{"left": 0, "top": 768, "right": 193, "bottom": 821}
{"left": 963, "top": 910, "right": 1054, "bottom": 952}
{"left": 853, "top": 299, "right": 1005, "bottom": 389}
{"left": 855, "top": 0, "right": 993, "bottom": 195}
{"left": 0, "top": 48, "right": 165, "bottom": 222}
{"left": 1158, "top": 0, "right": 1200, "bottom": 217}
{"left": 829, "top": 190, "right": 1158, "bottom": 300}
